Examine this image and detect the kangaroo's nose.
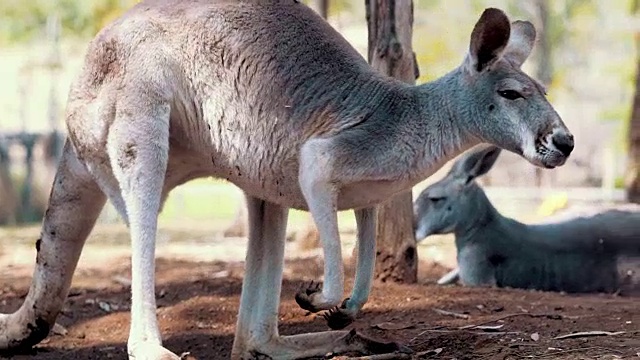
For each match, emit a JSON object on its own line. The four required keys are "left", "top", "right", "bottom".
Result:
{"left": 552, "top": 132, "right": 574, "bottom": 157}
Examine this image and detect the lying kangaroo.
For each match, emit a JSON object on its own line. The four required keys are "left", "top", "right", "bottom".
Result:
{"left": 0, "top": 1, "right": 574, "bottom": 359}
{"left": 414, "top": 145, "right": 640, "bottom": 294}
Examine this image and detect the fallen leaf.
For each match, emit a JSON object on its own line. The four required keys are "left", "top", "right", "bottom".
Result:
{"left": 372, "top": 322, "right": 415, "bottom": 331}
{"left": 111, "top": 275, "right": 132, "bottom": 287}
{"left": 212, "top": 270, "right": 230, "bottom": 279}
{"left": 52, "top": 323, "right": 68, "bottom": 336}
{"left": 531, "top": 332, "right": 540, "bottom": 341}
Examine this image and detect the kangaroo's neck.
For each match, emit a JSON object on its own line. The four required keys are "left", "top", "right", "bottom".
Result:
{"left": 411, "top": 68, "right": 482, "bottom": 177}
{"left": 297, "top": 66, "right": 481, "bottom": 182}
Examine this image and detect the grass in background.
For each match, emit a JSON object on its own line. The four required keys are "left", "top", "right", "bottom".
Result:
{"left": 155, "top": 178, "right": 357, "bottom": 232}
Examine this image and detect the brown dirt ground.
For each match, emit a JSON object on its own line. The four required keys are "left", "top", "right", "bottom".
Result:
{"left": 1, "top": 257, "right": 639, "bottom": 360}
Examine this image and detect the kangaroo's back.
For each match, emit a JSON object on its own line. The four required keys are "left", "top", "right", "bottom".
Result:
{"left": 493, "top": 244, "right": 620, "bottom": 293}
{"left": 74, "top": 0, "right": 382, "bottom": 126}
{"left": 67, "top": 0, "right": 408, "bottom": 208}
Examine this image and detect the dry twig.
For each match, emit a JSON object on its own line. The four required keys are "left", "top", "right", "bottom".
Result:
{"left": 458, "top": 312, "right": 573, "bottom": 330}
{"left": 433, "top": 308, "right": 470, "bottom": 319}
{"left": 531, "top": 346, "right": 622, "bottom": 358}
{"left": 335, "top": 348, "right": 443, "bottom": 360}
{"left": 553, "top": 330, "right": 626, "bottom": 340}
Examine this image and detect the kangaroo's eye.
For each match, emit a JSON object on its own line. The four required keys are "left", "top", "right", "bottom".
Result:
{"left": 429, "top": 197, "right": 446, "bottom": 204}
{"left": 498, "top": 89, "right": 523, "bottom": 100}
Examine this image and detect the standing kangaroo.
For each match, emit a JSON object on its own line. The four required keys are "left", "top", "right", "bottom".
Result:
{"left": 414, "top": 145, "right": 640, "bottom": 294}
{"left": 0, "top": 1, "right": 574, "bottom": 359}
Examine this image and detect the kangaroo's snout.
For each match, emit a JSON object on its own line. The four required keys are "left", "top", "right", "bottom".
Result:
{"left": 552, "top": 131, "right": 574, "bottom": 157}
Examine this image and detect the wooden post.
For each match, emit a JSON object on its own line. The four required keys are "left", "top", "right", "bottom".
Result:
{"left": 366, "top": 0, "right": 418, "bottom": 283}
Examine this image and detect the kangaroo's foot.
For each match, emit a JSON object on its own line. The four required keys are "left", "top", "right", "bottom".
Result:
{"left": 0, "top": 141, "right": 106, "bottom": 353}
{"left": 294, "top": 281, "right": 340, "bottom": 313}
{"left": 437, "top": 268, "right": 460, "bottom": 285}
{"left": 128, "top": 340, "right": 181, "bottom": 360}
{"left": 0, "top": 312, "right": 50, "bottom": 352}
{"left": 236, "top": 329, "right": 411, "bottom": 360}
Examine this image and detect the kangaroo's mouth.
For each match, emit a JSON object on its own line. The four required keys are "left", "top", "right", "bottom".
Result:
{"left": 526, "top": 144, "right": 568, "bottom": 169}
{"left": 520, "top": 130, "right": 571, "bottom": 169}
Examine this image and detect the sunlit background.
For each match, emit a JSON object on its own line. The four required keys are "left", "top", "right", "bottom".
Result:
{"left": 0, "top": 0, "right": 638, "bottom": 268}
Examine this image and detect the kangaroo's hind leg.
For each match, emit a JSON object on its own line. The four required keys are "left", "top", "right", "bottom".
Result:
{"left": 0, "top": 140, "right": 107, "bottom": 351}
{"left": 231, "top": 196, "right": 409, "bottom": 359}
{"left": 107, "top": 92, "right": 178, "bottom": 360}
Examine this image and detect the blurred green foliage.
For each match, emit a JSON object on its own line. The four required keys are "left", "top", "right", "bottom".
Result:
{"left": 0, "top": 0, "right": 139, "bottom": 44}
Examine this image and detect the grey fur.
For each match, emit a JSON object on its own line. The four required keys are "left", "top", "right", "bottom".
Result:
{"left": 414, "top": 145, "right": 640, "bottom": 295}
{"left": 0, "top": 1, "right": 573, "bottom": 359}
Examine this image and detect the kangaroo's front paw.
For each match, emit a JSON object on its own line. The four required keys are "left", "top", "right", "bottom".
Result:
{"left": 322, "top": 298, "right": 356, "bottom": 330}
{"left": 294, "top": 280, "right": 323, "bottom": 312}
{"left": 294, "top": 280, "right": 338, "bottom": 313}
{"left": 128, "top": 341, "right": 181, "bottom": 360}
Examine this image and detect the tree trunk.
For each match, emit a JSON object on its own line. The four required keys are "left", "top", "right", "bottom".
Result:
{"left": 223, "top": 199, "right": 248, "bottom": 238}
{"left": 533, "top": 0, "right": 552, "bottom": 188}
{"left": 310, "top": 0, "right": 329, "bottom": 19}
{"left": 366, "top": 0, "right": 418, "bottom": 283}
{"left": 0, "top": 145, "right": 18, "bottom": 225}
{"left": 626, "top": 0, "right": 640, "bottom": 203}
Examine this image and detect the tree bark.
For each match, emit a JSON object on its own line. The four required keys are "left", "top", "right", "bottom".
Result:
{"left": 223, "top": 199, "right": 248, "bottom": 238}
{"left": 533, "top": 0, "right": 552, "bottom": 188}
{"left": 310, "top": 0, "right": 329, "bottom": 19}
{"left": 366, "top": 0, "right": 418, "bottom": 283}
{"left": 626, "top": 0, "right": 640, "bottom": 203}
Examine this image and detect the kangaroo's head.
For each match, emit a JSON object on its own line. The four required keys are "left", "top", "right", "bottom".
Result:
{"left": 414, "top": 145, "right": 501, "bottom": 241}
{"left": 460, "top": 8, "right": 573, "bottom": 169}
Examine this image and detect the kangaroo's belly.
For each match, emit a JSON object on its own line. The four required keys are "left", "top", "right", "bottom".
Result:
{"left": 167, "top": 124, "right": 419, "bottom": 211}
{"left": 186, "top": 154, "right": 418, "bottom": 211}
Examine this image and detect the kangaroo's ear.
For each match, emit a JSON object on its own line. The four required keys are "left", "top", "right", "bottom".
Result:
{"left": 502, "top": 20, "right": 536, "bottom": 68}
{"left": 466, "top": 8, "right": 511, "bottom": 73}
{"left": 450, "top": 145, "right": 502, "bottom": 183}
